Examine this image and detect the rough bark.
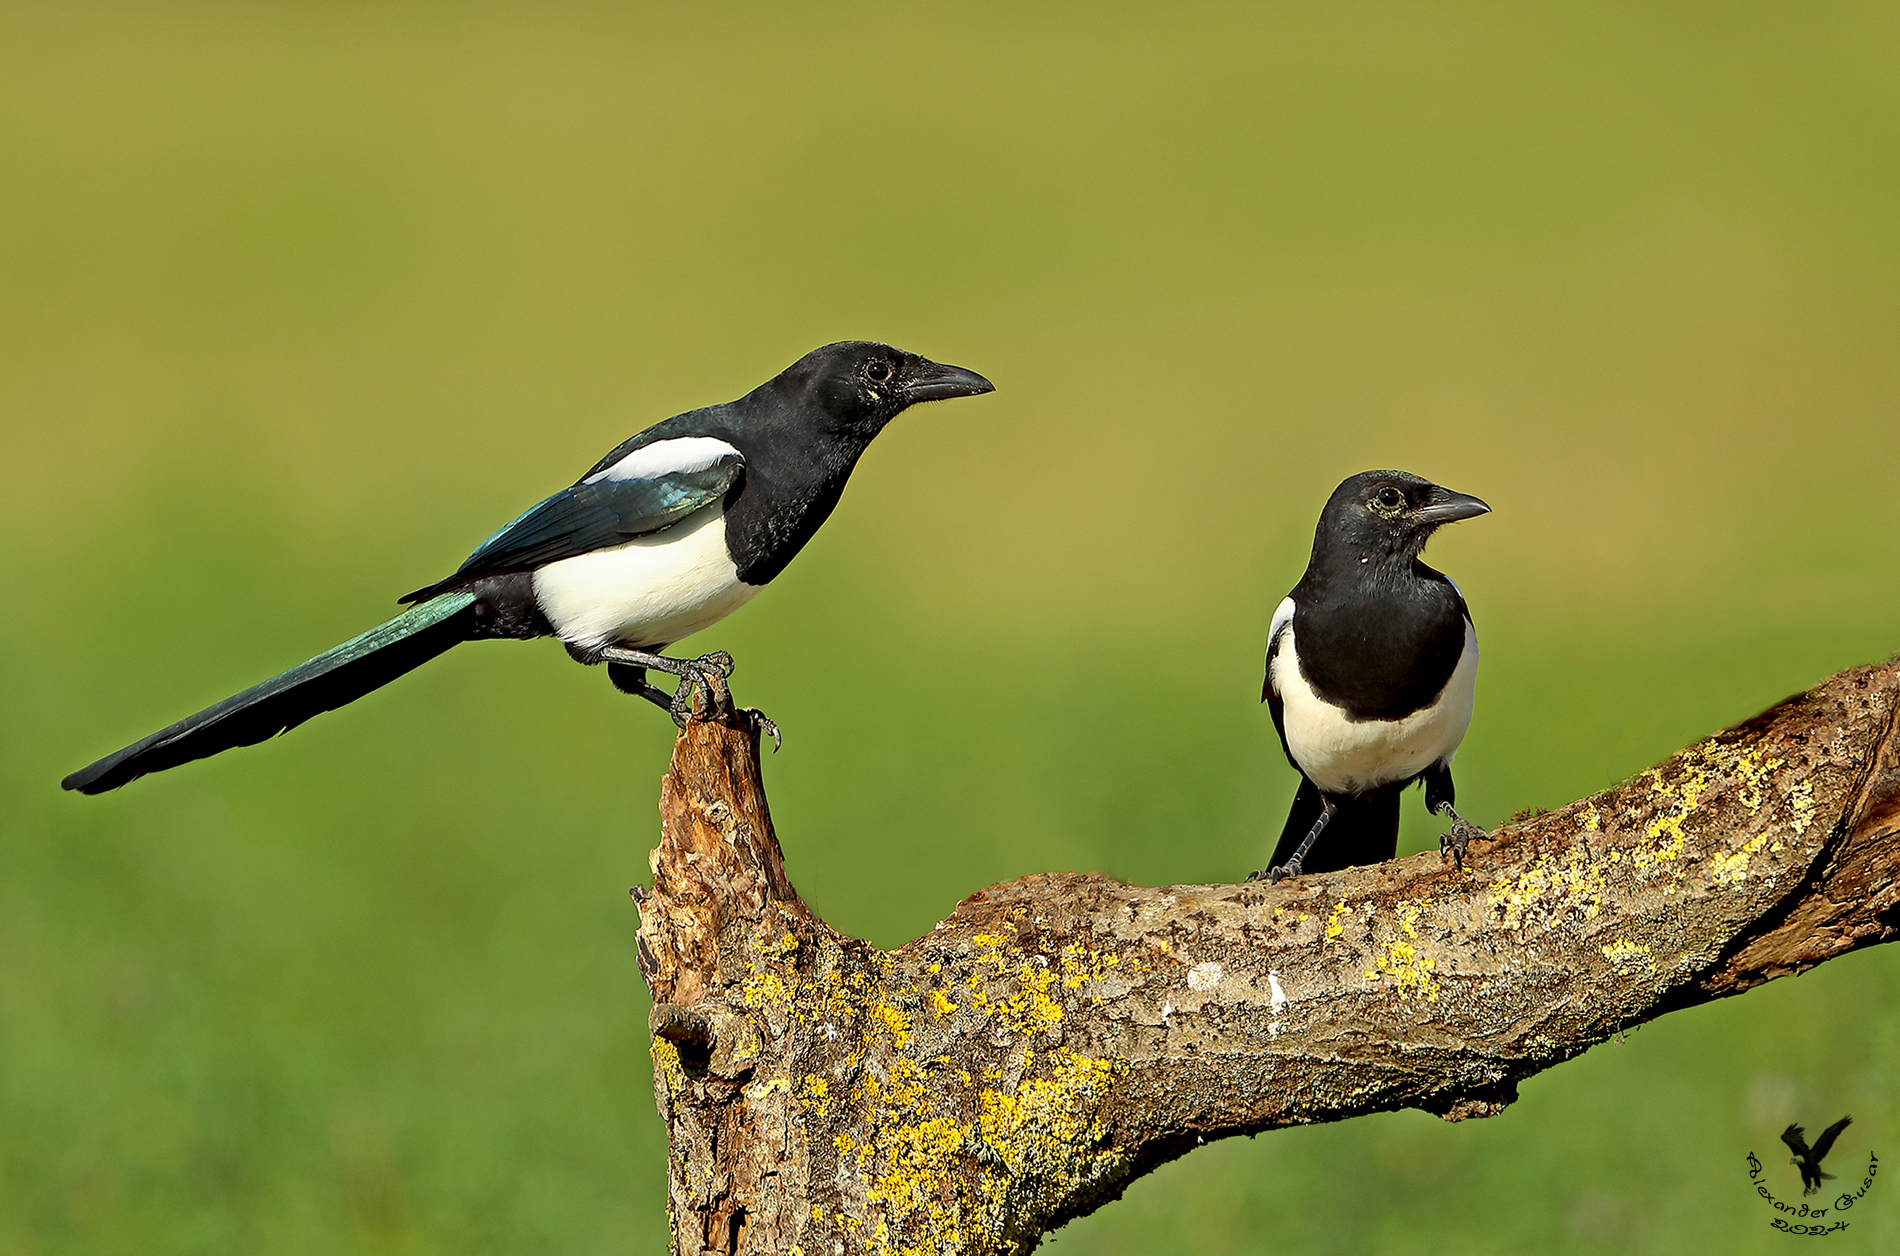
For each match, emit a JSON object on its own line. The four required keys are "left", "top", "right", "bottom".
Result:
{"left": 632, "top": 661, "right": 1900, "bottom": 1256}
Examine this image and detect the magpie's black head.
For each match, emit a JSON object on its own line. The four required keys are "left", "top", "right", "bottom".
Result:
{"left": 1313, "top": 470, "right": 1490, "bottom": 567}
{"left": 765, "top": 341, "right": 994, "bottom": 438}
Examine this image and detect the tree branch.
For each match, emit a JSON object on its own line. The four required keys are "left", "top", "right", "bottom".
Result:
{"left": 633, "top": 660, "right": 1900, "bottom": 1255}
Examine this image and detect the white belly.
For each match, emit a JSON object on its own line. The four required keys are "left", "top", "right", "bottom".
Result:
{"left": 530, "top": 504, "right": 760, "bottom": 652}
{"left": 1273, "top": 619, "right": 1478, "bottom": 795}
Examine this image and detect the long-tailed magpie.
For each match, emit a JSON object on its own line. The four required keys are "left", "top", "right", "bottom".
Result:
{"left": 63, "top": 341, "right": 993, "bottom": 794}
{"left": 1251, "top": 470, "right": 1491, "bottom": 881}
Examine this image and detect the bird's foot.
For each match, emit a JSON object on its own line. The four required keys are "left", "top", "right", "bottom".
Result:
{"left": 667, "top": 652, "right": 736, "bottom": 728}
{"left": 1246, "top": 796, "right": 1334, "bottom": 884}
{"left": 743, "top": 707, "right": 782, "bottom": 752}
{"left": 1436, "top": 804, "right": 1489, "bottom": 870}
{"left": 597, "top": 647, "right": 740, "bottom": 729}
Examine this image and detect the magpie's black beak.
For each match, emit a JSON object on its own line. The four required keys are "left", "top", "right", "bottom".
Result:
{"left": 903, "top": 358, "right": 995, "bottom": 403}
{"left": 1414, "top": 489, "right": 1491, "bottom": 526}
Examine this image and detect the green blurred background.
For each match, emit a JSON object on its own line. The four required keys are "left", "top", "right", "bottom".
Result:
{"left": 4, "top": 2, "right": 1898, "bottom": 1252}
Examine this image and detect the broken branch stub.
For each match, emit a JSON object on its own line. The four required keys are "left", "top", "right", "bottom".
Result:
{"left": 633, "top": 663, "right": 1900, "bottom": 1256}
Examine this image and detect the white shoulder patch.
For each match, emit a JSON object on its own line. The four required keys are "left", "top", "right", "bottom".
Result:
{"left": 585, "top": 436, "right": 742, "bottom": 484}
{"left": 1265, "top": 596, "right": 1296, "bottom": 695}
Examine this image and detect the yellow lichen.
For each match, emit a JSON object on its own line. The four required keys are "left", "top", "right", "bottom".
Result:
{"left": 650, "top": 1037, "right": 685, "bottom": 1095}
{"left": 1003, "top": 963, "right": 1064, "bottom": 1036}
{"left": 741, "top": 968, "right": 791, "bottom": 1010}
{"left": 1364, "top": 937, "right": 1440, "bottom": 1001}
{"left": 1487, "top": 841, "right": 1612, "bottom": 931}
{"left": 1057, "top": 942, "right": 1121, "bottom": 993}
{"left": 1325, "top": 900, "right": 1352, "bottom": 940}
{"left": 873, "top": 1002, "right": 913, "bottom": 1050}
{"left": 865, "top": 1116, "right": 967, "bottom": 1220}
{"left": 1789, "top": 780, "right": 1815, "bottom": 835}
{"left": 652, "top": 916, "right": 1139, "bottom": 1255}
{"left": 1396, "top": 901, "right": 1422, "bottom": 939}
{"left": 974, "top": 1051, "right": 1130, "bottom": 1234}
{"left": 1709, "top": 831, "right": 1769, "bottom": 884}
{"left": 1637, "top": 760, "right": 1707, "bottom": 867}
{"left": 1634, "top": 740, "right": 1800, "bottom": 872}
{"left": 1600, "top": 938, "right": 1654, "bottom": 968}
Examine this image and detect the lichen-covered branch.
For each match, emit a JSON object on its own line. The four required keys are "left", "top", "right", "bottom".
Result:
{"left": 632, "top": 661, "right": 1900, "bottom": 1256}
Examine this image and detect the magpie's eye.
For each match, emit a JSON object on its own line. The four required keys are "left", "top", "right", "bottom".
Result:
{"left": 1374, "top": 487, "right": 1404, "bottom": 510}
{"left": 866, "top": 360, "right": 894, "bottom": 384}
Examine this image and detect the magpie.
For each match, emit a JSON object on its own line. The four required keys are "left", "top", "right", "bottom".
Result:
{"left": 1782, "top": 1117, "right": 1852, "bottom": 1196}
{"left": 1251, "top": 470, "right": 1491, "bottom": 881}
{"left": 62, "top": 341, "right": 993, "bottom": 794}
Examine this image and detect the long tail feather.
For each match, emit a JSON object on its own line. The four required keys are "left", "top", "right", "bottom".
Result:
{"left": 1271, "top": 778, "right": 1402, "bottom": 875}
{"left": 62, "top": 592, "right": 478, "bottom": 794}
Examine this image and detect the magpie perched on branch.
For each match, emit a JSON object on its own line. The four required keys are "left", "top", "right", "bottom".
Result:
{"left": 1251, "top": 470, "right": 1491, "bottom": 881}
{"left": 1782, "top": 1117, "right": 1852, "bottom": 1195}
{"left": 62, "top": 341, "right": 993, "bottom": 794}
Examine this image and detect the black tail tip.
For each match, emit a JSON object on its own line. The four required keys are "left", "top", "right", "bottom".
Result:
{"left": 61, "top": 763, "right": 118, "bottom": 794}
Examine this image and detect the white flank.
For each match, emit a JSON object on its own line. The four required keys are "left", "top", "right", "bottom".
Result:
{"left": 531, "top": 503, "right": 758, "bottom": 651}
{"left": 1271, "top": 618, "right": 1478, "bottom": 795}
{"left": 584, "top": 436, "right": 741, "bottom": 484}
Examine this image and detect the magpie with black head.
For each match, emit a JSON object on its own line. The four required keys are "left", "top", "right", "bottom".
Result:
{"left": 64, "top": 341, "right": 993, "bottom": 794}
{"left": 1252, "top": 470, "right": 1492, "bottom": 881}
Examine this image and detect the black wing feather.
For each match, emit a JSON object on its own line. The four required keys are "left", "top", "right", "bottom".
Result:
{"left": 402, "top": 453, "right": 742, "bottom": 603}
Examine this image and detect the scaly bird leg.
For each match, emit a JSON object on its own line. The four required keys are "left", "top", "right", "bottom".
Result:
{"left": 1248, "top": 795, "right": 1338, "bottom": 883}
{"left": 1436, "top": 801, "right": 1489, "bottom": 870}
{"left": 607, "top": 660, "right": 675, "bottom": 712}
{"left": 596, "top": 647, "right": 736, "bottom": 728}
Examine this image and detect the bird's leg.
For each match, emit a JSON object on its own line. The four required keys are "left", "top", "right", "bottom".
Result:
{"left": 1422, "top": 763, "right": 1488, "bottom": 870}
{"left": 1436, "top": 801, "right": 1489, "bottom": 870}
{"left": 607, "top": 661, "right": 674, "bottom": 712}
{"left": 596, "top": 647, "right": 737, "bottom": 729}
{"left": 1248, "top": 795, "right": 1338, "bottom": 883}
{"left": 600, "top": 646, "right": 779, "bottom": 744}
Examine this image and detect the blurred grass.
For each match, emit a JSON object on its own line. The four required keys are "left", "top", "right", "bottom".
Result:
{"left": 3, "top": 1, "right": 1899, "bottom": 1252}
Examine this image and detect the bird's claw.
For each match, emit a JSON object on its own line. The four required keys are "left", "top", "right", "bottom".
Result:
{"left": 1437, "top": 806, "right": 1489, "bottom": 871}
{"left": 668, "top": 653, "right": 737, "bottom": 728}
{"left": 744, "top": 708, "right": 782, "bottom": 751}
{"left": 1245, "top": 861, "right": 1299, "bottom": 883}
